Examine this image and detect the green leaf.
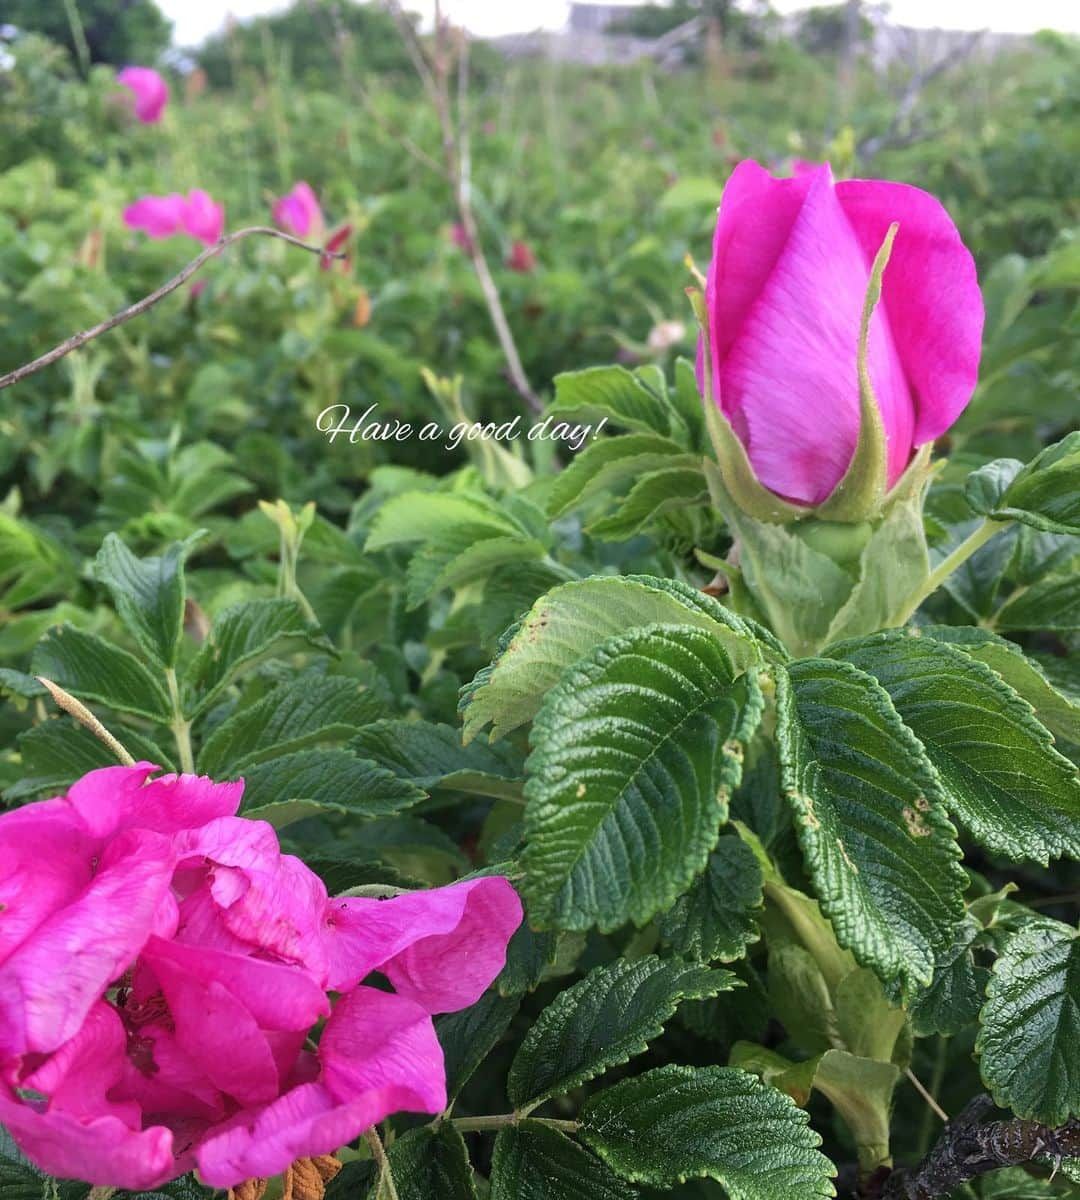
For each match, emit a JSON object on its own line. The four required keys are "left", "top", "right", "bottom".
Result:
{"left": 971, "top": 432, "right": 1080, "bottom": 535}
{"left": 775, "top": 658, "right": 965, "bottom": 1000}
{"left": 184, "top": 598, "right": 329, "bottom": 717}
{"left": 406, "top": 530, "right": 546, "bottom": 610}
{"left": 508, "top": 956, "right": 735, "bottom": 1111}
{"left": 964, "top": 457, "right": 1024, "bottom": 516}
{"left": 461, "top": 574, "right": 768, "bottom": 743}
{"left": 659, "top": 834, "right": 764, "bottom": 963}
{"left": 545, "top": 434, "right": 698, "bottom": 520}
{"left": 523, "top": 625, "right": 762, "bottom": 931}
{"left": 731, "top": 1045, "right": 899, "bottom": 1175}
{"left": 436, "top": 992, "right": 520, "bottom": 1102}
{"left": 31, "top": 625, "right": 171, "bottom": 722}
{"left": 350, "top": 719, "right": 523, "bottom": 799}
{"left": 920, "top": 625, "right": 1080, "bottom": 746}
{"left": 977, "top": 919, "right": 1080, "bottom": 1126}
{"left": 490, "top": 1122, "right": 635, "bottom": 1200}
{"left": 94, "top": 533, "right": 189, "bottom": 668}
{"left": 831, "top": 631, "right": 1080, "bottom": 864}
{"left": 240, "top": 749, "right": 427, "bottom": 827}
{"left": 382, "top": 1124, "right": 477, "bottom": 1200}
{"left": 909, "top": 916, "right": 989, "bottom": 1038}
{"left": 996, "top": 574, "right": 1080, "bottom": 633}
{"left": 549, "top": 365, "right": 675, "bottom": 437}
{"left": 197, "top": 673, "right": 382, "bottom": 776}
{"left": 365, "top": 491, "right": 521, "bottom": 552}
{"left": 580, "top": 1065, "right": 836, "bottom": 1197}
{"left": 586, "top": 466, "right": 708, "bottom": 540}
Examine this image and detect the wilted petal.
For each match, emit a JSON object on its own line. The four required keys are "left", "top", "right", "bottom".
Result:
{"left": 123, "top": 193, "right": 187, "bottom": 239}
{"left": 323, "top": 876, "right": 522, "bottom": 1011}
{"left": 836, "top": 178, "right": 983, "bottom": 446}
{"left": 117, "top": 66, "right": 169, "bottom": 123}
{"left": 0, "top": 828, "right": 175, "bottom": 1056}
{"left": 721, "top": 165, "right": 914, "bottom": 503}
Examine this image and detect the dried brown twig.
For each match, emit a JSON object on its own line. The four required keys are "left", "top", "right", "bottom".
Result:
{"left": 0, "top": 227, "right": 340, "bottom": 392}
{"left": 384, "top": 0, "right": 542, "bottom": 414}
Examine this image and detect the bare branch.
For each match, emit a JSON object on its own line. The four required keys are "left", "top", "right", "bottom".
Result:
{"left": 382, "top": 2, "right": 542, "bottom": 414}
{"left": 859, "top": 29, "right": 984, "bottom": 160}
{"left": 879, "top": 1095, "right": 1080, "bottom": 1199}
{"left": 0, "top": 227, "right": 341, "bottom": 392}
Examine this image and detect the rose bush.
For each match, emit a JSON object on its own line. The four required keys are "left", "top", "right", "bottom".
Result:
{"left": 0, "top": 764, "right": 521, "bottom": 1189}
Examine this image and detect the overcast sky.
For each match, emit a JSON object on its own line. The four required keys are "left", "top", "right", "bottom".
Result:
{"left": 159, "top": 0, "right": 1080, "bottom": 47}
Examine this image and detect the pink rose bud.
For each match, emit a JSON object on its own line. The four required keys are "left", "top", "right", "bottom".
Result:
{"left": 0, "top": 764, "right": 522, "bottom": 1191}
{"left": 506, "top": 239, "right": 536, "bottom": 273}
{"left": 271, "top": 180, "right": 324, "bottom": 240}
{"left": 450, "top": 222, "right": 473, "bottom": 253}
{"left": 698, "top": 160, "right": 983, "bottom": 507}
{"left": 180, "top": 188, "right": 224, "bottom": 245}
{"left": 116, "top": 66, "right": 169, "bottom": 123}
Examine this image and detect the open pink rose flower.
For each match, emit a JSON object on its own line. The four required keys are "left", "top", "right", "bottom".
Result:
{"left": 699, "top": 160, "right": 983, "bottom": 506}
{"left": 123, "top": 190, "right": 225, "bottom": 246}
{"left": 272, "top": 181, "right": 324, "bottom": 240}
{"left": 0, "top": 764, "right": 522, "bottom": 1189}
{"left": 116, "top": 66, "right": 169, "bottom": 124}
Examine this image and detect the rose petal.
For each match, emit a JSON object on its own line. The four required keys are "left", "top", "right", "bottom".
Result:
{"left": 117, "top": 66, "right": 169, "bottom": 123}
{"left": 323, "top": 876, "right": 522, "bottom": 1011}
{"left": 836, "top": 178, "right": 984, "bottom": 446}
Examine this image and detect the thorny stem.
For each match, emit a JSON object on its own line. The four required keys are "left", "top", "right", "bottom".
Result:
{"left": 35, "top": 677, "right": 136, "bottom": 766}
{"left": 164, "top": 668, "right": 195, "bottom": 775}
{"left": 0, "top": 227, "right": 344, "bottom": 392}
{"left": 890, "top": 518, "right": 1008, "bottom": 627}
{"left": 363, "top": 1127, "right": 399, "bottom": 1200}
{"left": 385, "top": 0, "right": 542, "bottom": 415}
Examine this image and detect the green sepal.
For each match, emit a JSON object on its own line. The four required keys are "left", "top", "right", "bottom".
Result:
{"left": 815, "top": 223, "right": 897, "bottom": 523}
{"left": 688, "top": 287, "right": 807, "bottom": 525}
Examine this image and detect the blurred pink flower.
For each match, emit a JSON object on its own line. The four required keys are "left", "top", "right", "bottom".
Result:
{"left": 506, "top": 240, "right": 536, "bottom": 273}
{"left": 116, "top": 66, "right": 169, "bottom": 124}
{"left": 123, "top": 190, "right": 224, "bottom": 246}
{"left": 272, "top": 181, "right": 324, "bottom": 240}
{"left": 450, "top": 222, "right": 472, "bottom": 253}
{"left": 0, "top": 764, "right": 522, "bottom": 1190}
{"left": 697, "top": 159, "right": 983, "bottom": 506}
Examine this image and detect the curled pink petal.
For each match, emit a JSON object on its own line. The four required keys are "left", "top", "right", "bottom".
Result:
{"left": 272, "top": 181, "right": 323, "bottom": 239}
{"left": 117, "top": 66, "right": 169, "bottom": 123}
{"left": 0, "top": 1091, "right": 178, "bottom": 1190}
{"left": 65, "top": 763, "right": 243, "bottom": 839}
{"left": 323, "top": 875, "right": 522, "bottom": 1011}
